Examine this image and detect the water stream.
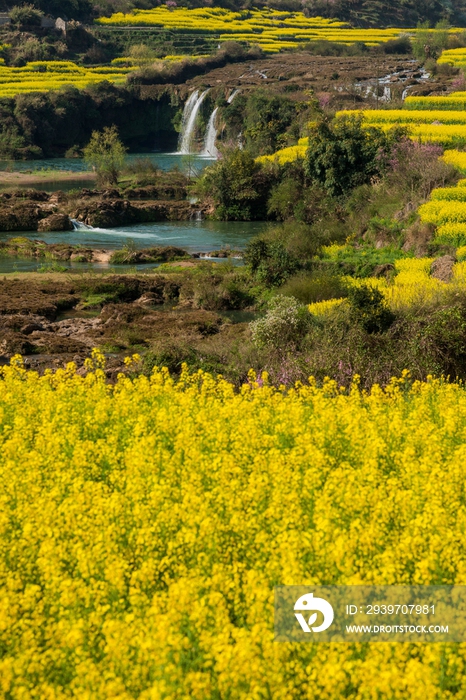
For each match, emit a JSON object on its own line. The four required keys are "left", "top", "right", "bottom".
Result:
{"left": 0, "top": 220, "right": 269, "bottom": 273}
{"left": 178, "top": 89, "right": 210, "bottom": 155}
{"left": 202, "top": 108, "right": 219, "bottom": 158}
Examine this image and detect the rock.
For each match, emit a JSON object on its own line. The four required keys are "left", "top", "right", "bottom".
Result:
{"left": 38, "top": 213, "right": 74, "bottom": 232}
{"left": 134, "top": 292, "right": 163, "bottom": 306}
{"left": 92, "top": 250, "right": 112, "bottom": 264}
{"left": 431, "top": 255, "right": 455, "bottom": 282}
{"left": 0, "top": 332, "right": 36, "bottom": 355}
{"left": 373, "top": 263, "right": 395, "bottom": 279}
{"left": 21, "top": 322, "right": 45, "bottom": 335}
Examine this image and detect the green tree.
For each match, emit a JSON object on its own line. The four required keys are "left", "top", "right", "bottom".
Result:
{"left": 83, "top": 126, "right": 126, "bottom": 186}
{"left": 196, "top": 148, "right": 274, "bottom": 220}
{"left": 304, "top": 115, "right": 403, "bottom": 198}
{"left": 9, "top": 4, "right": 44, "bottom": 26}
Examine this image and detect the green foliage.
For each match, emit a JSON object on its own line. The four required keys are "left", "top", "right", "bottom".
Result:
{"left": 347, "top": 283, "right": 395, "bottom": 334}
{"left": 382, "top": 35, "right": 412, "bottom": 54}
{"left": 243, "top": 90, "right": 299, "bottom": 156}
{"left": 245, "top": 238, "right": 299, "bottom": 287}
{"left": 196, "top": 149, "right": 274, "bottom": 220}
{"left": 304, "top": 115, "right": 403, "bottom": 198}
{"left": 9, "top": 4, "right": 43, "bottom": 26}
{"left": 412, "top": 20, "right": 451, "bottom": 60}
{"left": 278, "top": 271, "right": 349, "bottom": 304}
{"left": 250, "top": 294, "right": 313, "bottom": 350}
{"left": 83, "top": 125, "right": 126, "bottom": 186}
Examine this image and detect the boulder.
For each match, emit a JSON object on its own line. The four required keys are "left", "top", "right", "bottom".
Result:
{"left": 38, "top": 213, "right": 74, "bottom": 232}
{"left": 430, "top": 255, "right": 455, "bottom": 283}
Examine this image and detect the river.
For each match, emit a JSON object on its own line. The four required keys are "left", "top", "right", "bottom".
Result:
{"left": 0, "top": 219, "right": 269, "bottom": 273}
{"left": 0, "top": 152, "right": 214, "bottom": 174}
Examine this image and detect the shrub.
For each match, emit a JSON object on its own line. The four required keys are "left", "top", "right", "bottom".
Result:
{"left": 304, "top": 115, "right": 404, "bottom": 198}
{"left": 196, "top": 149, "right": 274, "bottom": 220}
{"left": 9, "top": 4, "right": 44, "bottom": 26}
{"left": 382, "top": 35, "right": 412, "bottom": 54}
{"left": 279, "top": 272, "right": 349, "bottom": 304}
{"left": 250, "top": 294, "right": 313, "bottom": 349}
{"left": 348, "top": 284, "right": 395, "bottom": 334}
{"left": 83, "top": 125, "right": 127, "bottom": 186}
{"left": 245, "top": 239, "right": 299, "bottom": 286}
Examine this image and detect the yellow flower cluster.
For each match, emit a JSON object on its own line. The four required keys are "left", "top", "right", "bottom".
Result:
{"left": 256, "top": 137, "right": 308, "bottom": 164}
{"left": 348, "top": 258, "right": 450, "bottom": 309}
{"left": 419, "top": 200, "right": 466, "bottom": 225}
{"left": 339, "top": 109, "right": 466, "bottom": 125}
{"left": 431, "top": 186, "right": 466, "bottom": 201}
{"left": 308, "top": 297, "right": 345, "bottom": 315}
{"left": 438, "top": 47, "right": 466, "bottom": 66}
{"left": 0, "top": 60, "right": 132, "bottom": 98}
{"left": 443, "top": 149, "right": 466, "bottom": 173}
{"left": 337, "top": 110, "right": 466, "bottom": 146}
{"left": 96, "top": 6, "right": 412, "bottom": 52}
{"left": 2, "top": 354, "right": 466, "bottom": 697}
{"left": 435, "top": 223, "right": 466, "bottom": 244}
{"left": 310, "top": 257, "right": 466, "bottom": 314}
{"left": 405, "top": 95, "right": 466, "bottom": 110}
{"left": 418, "top": 171, "right": 466, "bottom": 243}
{"left": 456, "top": 244, "right": 466, "bottom": 259}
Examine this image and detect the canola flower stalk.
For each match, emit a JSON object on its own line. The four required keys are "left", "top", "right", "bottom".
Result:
{"left": 2, "top": 354, "right": 466, "bottom": 696}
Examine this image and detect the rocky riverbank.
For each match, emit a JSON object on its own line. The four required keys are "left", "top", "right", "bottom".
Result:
{"left": 0, "top": 186, "right": 206, "bottom": 232}
{"left": 0, "top": 272, "right": 251, "bottom": 378}
{"left": 0, "top": 237, "right": 243, "bottom": 264}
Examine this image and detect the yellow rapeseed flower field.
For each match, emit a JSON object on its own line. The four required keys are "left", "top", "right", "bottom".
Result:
{"left": 96, "top": 6, "right": 413, "bottom": 52}
{"left": 2, "top": 352, "right": 466, "bottom": 697}
{"left": 0, "top": 60, "right": 133, "bottom": 98}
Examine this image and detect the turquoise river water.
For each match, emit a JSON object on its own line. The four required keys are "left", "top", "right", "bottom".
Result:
{"left": 0, "top": 152, "right": 269, "bottom": 273}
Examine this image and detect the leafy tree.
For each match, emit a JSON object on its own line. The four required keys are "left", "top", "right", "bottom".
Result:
{"left": 9, "top": 4, "right": 44, "bottom": 25}
{"left": 83, "top": 125, "right": 126, "bottom": 186}
{"left": 196, "top": 148, "right": 274, "bottom": 220}
{"left": 304, "top": 115, "right": 404, "bottom": 198}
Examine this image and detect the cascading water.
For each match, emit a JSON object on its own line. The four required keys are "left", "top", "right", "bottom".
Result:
{"left": 227, "top": 89, "right": 240, "bottom": 104}
{"left": 202, "top": 107, "right": 219, "bottom": 158}
{"left": 71, "top": 219, "right": 94, "bottom": 231}
{"left": 178, "top": 89, "right": 210, "bottom": 155}
{"left": 201, "top": 89, "right": 240, "bottom": 159}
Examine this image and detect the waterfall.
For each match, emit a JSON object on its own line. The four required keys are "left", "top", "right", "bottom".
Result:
{"left": 178, "top": 89, "right": 209, "bottom": 155}
{"left": 202, "top": 107, "right": 219, "bottom": 158}
{"left": 200, "top": 89, "right": 239, "bottom": 159}
{"left": 71, "top": 219, "right": 93, "bottom": 231}
{"left": 227, "top": 89, "right": 240, "bottom": 104}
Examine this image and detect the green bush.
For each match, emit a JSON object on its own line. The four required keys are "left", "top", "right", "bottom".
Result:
{"left": 304, "top": 115, "right": 404, "bottom": 198}
{"left": 279, "top": 272, "right": 349, "bottom": 304}
{"left": 245, "top": 239, "right": 299, "bottom": 287}
{"left": 195, "top": 149, "right": 275, "bottom": 221}
{"left": 250, "top": 295, "right": 313, "bottom": 350}
{"left": 347, "top": 284, "right": 395, "bottom": 334}
{"left": 9, "top": 4, "right": 43, "bottom": 26}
